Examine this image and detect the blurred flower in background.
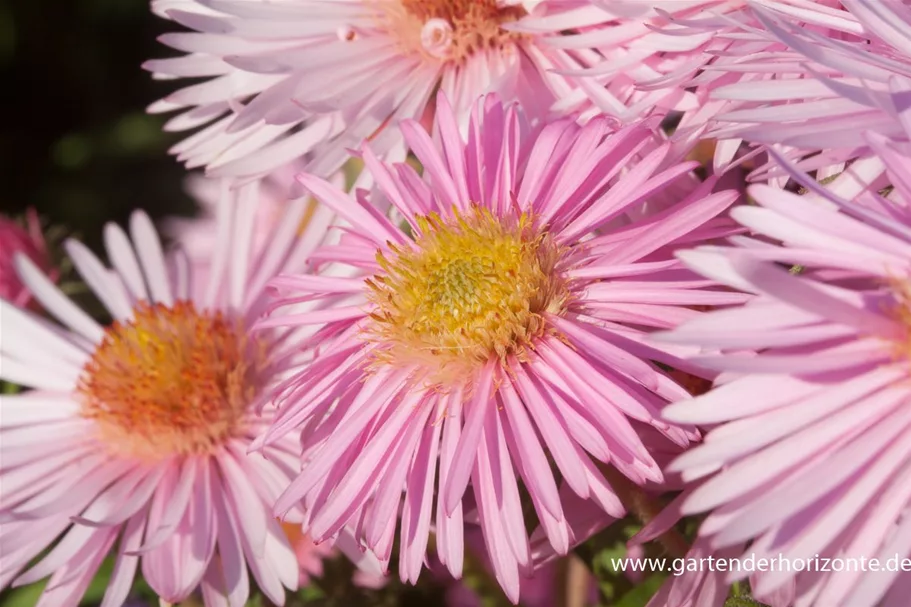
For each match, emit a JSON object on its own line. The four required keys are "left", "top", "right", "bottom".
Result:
{"left": 280, "top": 522, "right": 336, "bottom": 587}
{"left": 0, "top": 209, "right": 56, "bottom": 308}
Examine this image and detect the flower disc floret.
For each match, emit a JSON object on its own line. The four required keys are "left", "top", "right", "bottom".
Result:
{"left": 78, "top": 300, "right": 263, "bottom": 459}
{"left": 365, "top": 206, "right": 569, "bottom": 377}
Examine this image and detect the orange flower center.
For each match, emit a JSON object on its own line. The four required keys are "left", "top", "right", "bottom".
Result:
{"left": 77, "top": 301, "right": 264, "bottom": 460}
{"left": 382, "top": 0, "right": 527, "bottom": 63}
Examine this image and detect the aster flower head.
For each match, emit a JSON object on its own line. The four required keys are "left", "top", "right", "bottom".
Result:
{"left": 0, "top": 191, "right": 341, "bottom": 606}
{"left": 0, "top": 209, "right": 56, "bottom": 308}
{"left": 655, "top": 138, "right": 911, "bottom": 606}
{"left": 144, "top": 0, "right": 673, "bottom": 184}
{"left": 259, "top": 92, "right": 744, "bottom": 601}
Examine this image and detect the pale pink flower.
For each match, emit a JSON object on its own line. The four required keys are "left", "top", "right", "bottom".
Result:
{"left": 654, "top": 141, "right": 911, "bottom": 605}
{"left": 295, "top": 536, "right": 331, "bottom": 587}
{"left": 502, "top": 1, "right": 703, "bottom": 123}
{"left": 690, "top": 0, "right": 911, "bottom": 181}
{"left": 163, "top": 165, "right": 346, "bottom": 300}
{"left": 164, "top": 173, "right": 287, "bottom": 273}
{"left": 0, "top": 197, "right": 348, "bottom": 606}
{"left": 281, "top": 522, "right": 334, "bottom": 587}
{"left": 601, "top": 0, "right": 859, "bottom": 177}
{"left": 144, "top": 0, "right": 683, "bottom": 184}
{"left": 281, "top": 521, "right": 389, "bottom": 589}
{"left": 0, "top": 209, "right": 55, "bottom": 308}
{"left": 704, "top": 2, "right": 911, "bottom": 146}
{"left": 257, "top": 92, "right": 744, "bottom": 602}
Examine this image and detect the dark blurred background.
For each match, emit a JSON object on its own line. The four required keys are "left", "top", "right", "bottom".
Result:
{"left": 0, "top": 0, "right": 194, "bottom": 253}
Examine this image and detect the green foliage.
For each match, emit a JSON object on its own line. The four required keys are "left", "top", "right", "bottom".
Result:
{"left": 1, "top": 381, "right": 21, "bottom": 394}
{"left": 577, "top": 519, "right": 670, "bottom": 607}
{"left": 723, "top": 580, "right": 771, "bottom": 607}
{"left": 297, "top": 584, "right": 327, "bottom": 603}
{"left": 613, "top": 574, "right": 666, "bottom": 607}
{"left": 282, "top": 552, "right": 450, "bottom": 607}
{"left": 1, "top": 579, "right": 45, "bottom": 607}
{"left": 725, "top": 597, "right": 768, "bottom": 607}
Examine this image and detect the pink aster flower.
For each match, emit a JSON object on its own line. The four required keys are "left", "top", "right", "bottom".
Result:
{"left": 501, "top": 1, "right": 704, "bottom": 123}
{"left": 280, "top": 521, "right": 389, "bottom": 589}
{"left": 257, "top": 92, "right": 744, "bottom": 602}
{"left": 0, "top": 198, "right": 343, "bottom": 606}
{"left": 294, "top": 535, "right": 331, "bottom": 587}
{"left": 144, "top": 0, "right": 682, "bottom": 184}
{"left": 0, "top": 209, "right": 56, "bottom": 308}
{"left": 654, "top": 141, "right": 911, "bottom": 605}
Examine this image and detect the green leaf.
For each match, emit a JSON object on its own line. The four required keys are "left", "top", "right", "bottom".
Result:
{"left": 299, "top": 583, "right": 327, "bottom": 602}
{"left": 584, "top": 520, "right": 664, "bottom": 604}
{"left": 2, "top": 580, "right": 48, "bottom": 607}
{"left": 1, "top": 380, "right": 22, "bottom": 394}
{"left": 81, "top": 556, "right": 115, "bottom": 604}
{"left": 614, "top": 573, "right": 667, "bottom": 607}
{"left": 724, "top": 597, "right": 768, "bottom": 607}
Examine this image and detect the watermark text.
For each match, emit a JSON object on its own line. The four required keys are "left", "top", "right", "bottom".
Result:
{"left": 609, "top": 554, "right": 911, "bottom": 577}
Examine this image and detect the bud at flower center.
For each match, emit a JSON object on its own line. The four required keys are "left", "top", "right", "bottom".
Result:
{"left": 386, "top": 0, "right": 527, "bottom": 63}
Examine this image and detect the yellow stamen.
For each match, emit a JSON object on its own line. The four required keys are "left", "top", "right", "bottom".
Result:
{"left": 365, "top": 205, "right": 569, "bottom": 383}
{"left": 77, "top": 301, "right": 265, "bottom": 460}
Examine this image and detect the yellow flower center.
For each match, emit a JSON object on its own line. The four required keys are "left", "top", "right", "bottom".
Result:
{"left": 382, "top": 0, "right": 527, "bottom": 63}
{"left": 366, "top": 206, "right": 569, "bottom": 382}
{"left": 77, "top": 301, "right": 264, "bottom": 460}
